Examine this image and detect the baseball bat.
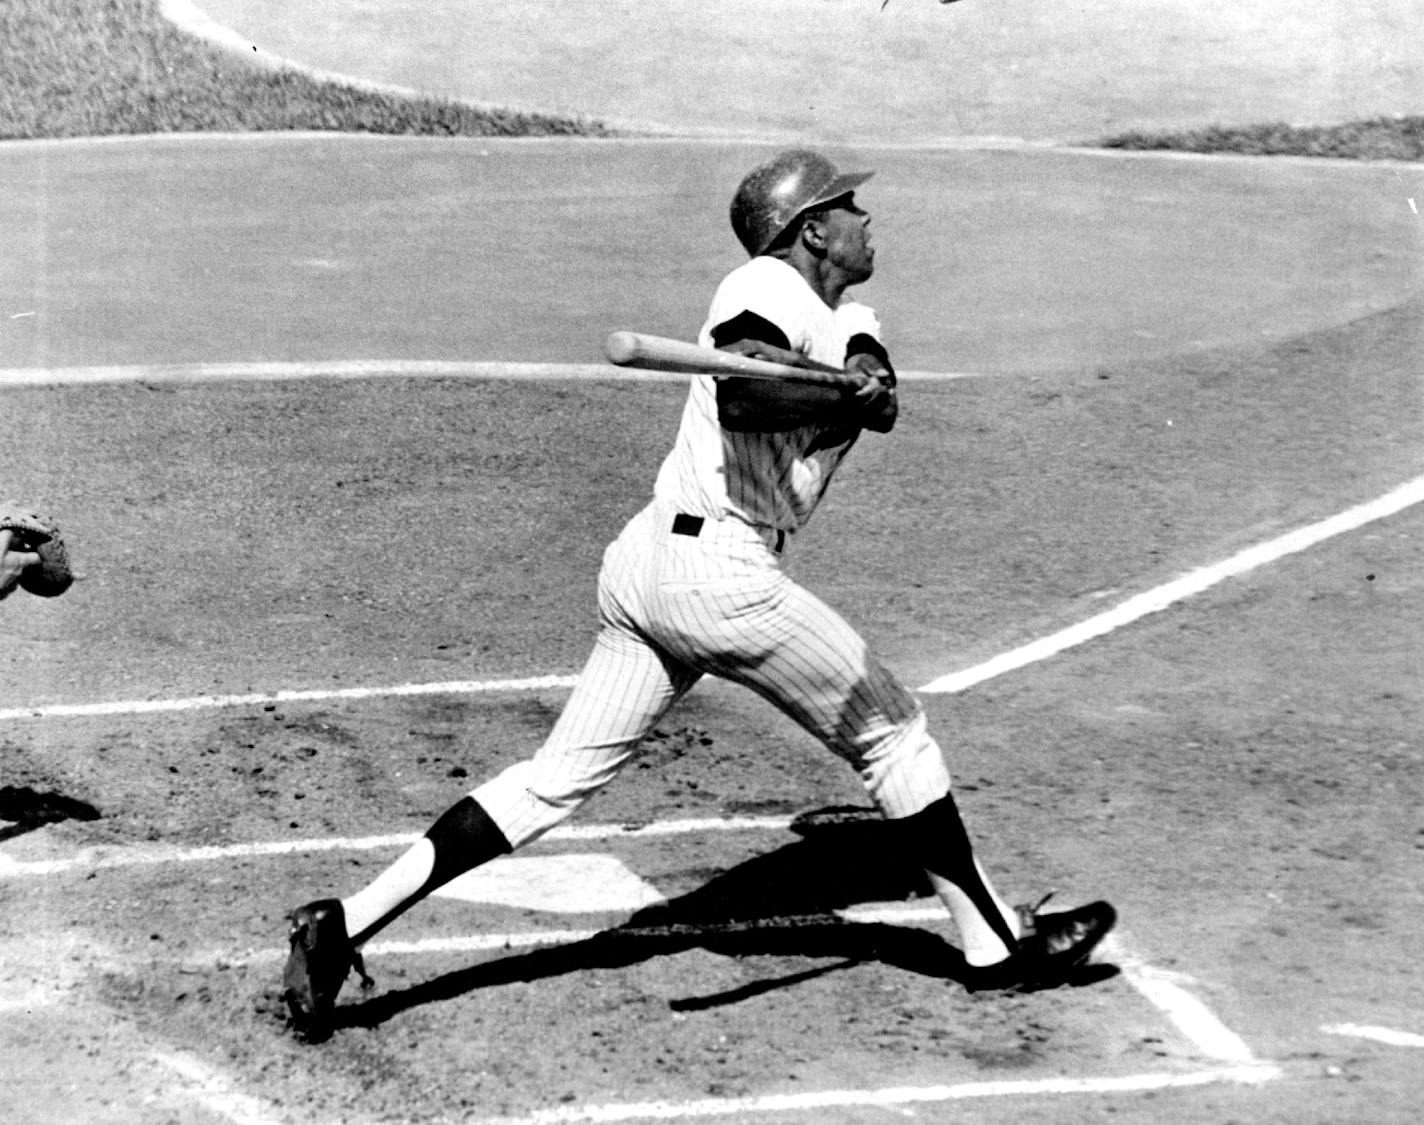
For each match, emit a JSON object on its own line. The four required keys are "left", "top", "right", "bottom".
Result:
{"left": 604, "top": 330, "right": 863, "bottom": 387}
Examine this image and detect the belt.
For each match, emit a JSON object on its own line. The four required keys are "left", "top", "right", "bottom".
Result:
{"left": 672, "top": 512, "right": 785, "bottom": 554}
{"left": 671, "top": 512, "right": 704, "bottom": 538}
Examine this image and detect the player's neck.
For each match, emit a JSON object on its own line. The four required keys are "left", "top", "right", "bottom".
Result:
{"left": 778, "top": 250, "right": 851, "bottom": 309}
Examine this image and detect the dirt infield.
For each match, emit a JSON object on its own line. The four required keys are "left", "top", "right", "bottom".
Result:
{"left": 3, "top": 272, "right": 1423, "bottom": 1120}
{"left": 2, "top": 137, "right": 1420, "bottom": 378}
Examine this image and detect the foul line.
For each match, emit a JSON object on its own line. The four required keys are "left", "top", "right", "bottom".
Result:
{"left": 4, "top": 474, "right": 1419, "bottom": 725}
{"left": 0, "top": 359, "right": 983, "bottom": 390}
{"left": 1322, "top": 1023, "right": 1424, "bottom": 1048}
{"left": 0, "top": 814, "right": 796, "bottom": 879}
{"left": 918, "top": 473, "right": 1424, "bottom": 693}
{"left": 0, "top": 674, "right": 582, "bottom": 723}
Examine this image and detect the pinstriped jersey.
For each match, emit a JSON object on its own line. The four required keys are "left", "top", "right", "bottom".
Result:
{"left": 652, "top": 256, "right": 884, "bottom": 533}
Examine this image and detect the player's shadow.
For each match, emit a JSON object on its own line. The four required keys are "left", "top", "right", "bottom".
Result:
{"left": 335, "top": 806, "right": 1117, "bottom": 1033}
{"left": 0, "top": 785, "right": 101, "bottom": 842}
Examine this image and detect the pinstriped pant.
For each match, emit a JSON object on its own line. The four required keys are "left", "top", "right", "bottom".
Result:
{"left": 473, "top": 498, "right": 952, "bottom": 848}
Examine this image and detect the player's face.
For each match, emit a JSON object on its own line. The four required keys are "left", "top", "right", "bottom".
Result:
{"left": 817, "top": 195, "right": 875, "bottom": 283}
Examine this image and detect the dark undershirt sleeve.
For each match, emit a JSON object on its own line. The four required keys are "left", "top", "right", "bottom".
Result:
{"left": 845, "top": 332, "right": 895, "bottom": 380}
{"left": 709, "top": 310, "right": 792, "bottom": 352}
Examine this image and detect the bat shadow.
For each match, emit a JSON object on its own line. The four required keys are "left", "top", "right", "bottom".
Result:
{"left": 332, "top": 806, "right": 1118, "bottom": 1034}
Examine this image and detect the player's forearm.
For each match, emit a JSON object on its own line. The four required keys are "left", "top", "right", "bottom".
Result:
{"left": 713, "top": 332, "right": 895, "bottom": 433}
{"left": 716, "top": 376, "right": 872, "bottom": 432}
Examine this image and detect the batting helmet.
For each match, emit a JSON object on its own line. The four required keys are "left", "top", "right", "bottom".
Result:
{"left": 730, "top": 149, "right": 875, "bottom": 257}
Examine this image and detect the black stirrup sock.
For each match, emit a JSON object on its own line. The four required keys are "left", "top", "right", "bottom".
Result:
{"left": 348, "top": 796, "right": 512, "bottom": 946}
{"left": 423, "top": 795, "right": 513, "bottom": 890}
{"left": 900, "top": 793, "right": 1019, "bottom": 953}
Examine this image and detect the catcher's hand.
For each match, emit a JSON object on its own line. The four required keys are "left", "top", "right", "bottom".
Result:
{"left": 0, "top": 504, "right": 74, "bottom": 599}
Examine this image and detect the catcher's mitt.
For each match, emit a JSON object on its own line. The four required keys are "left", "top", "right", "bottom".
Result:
{"left": 1, "top": 505, "right": 74, "bottom": 598}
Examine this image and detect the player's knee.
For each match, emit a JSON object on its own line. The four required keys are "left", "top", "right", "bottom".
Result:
{"left": 855, "top": 713, "right": 952, "bottom": 819}
{"left": 469, "top": 759, "right": 608, "bottom": 848}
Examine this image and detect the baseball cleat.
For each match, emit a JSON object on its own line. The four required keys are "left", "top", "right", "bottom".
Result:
{"left": 281, "top": 898, "right": 372, "bottom": 1042}
{"left": 964, "top": 896, "right": 1117, "bottom": 993}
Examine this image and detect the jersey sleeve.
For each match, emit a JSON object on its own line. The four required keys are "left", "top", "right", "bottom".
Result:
{"left": 836, "top": 300, "right": 893, "bottom": 374}
{"left": 834, "top": 299, "right": 882, "bottom": 342}
{"left": 698, "top": 259, "right": 806, "bottom": 349}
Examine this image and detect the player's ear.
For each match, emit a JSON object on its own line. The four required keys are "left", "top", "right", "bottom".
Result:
{"left": 798, "top": 213, "right": 829, "bottom": 254}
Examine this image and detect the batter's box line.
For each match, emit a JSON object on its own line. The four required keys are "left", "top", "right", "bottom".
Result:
{"left": 185, "top": 911, "right": 1275, "bottom": 1063}
{"left": 151, "top": 916, "right": 1282, "bottom": 1125}
{"left": 435, "top": 926, "right": 1281, "bottom": 1125}
{"left": 462, "top": 1066, "right": 1282, "bottom": 1125}
{"left": 146, "top": 1050, "right": 1278, "bottom": 1125}
{"left": 1100, "top": 933, "right": 1263, "bottom": 1065}
{"left": 0, "top": 814, "right": 798, "bottom": 879}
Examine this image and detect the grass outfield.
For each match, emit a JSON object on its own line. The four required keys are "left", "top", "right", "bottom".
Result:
{"left": 1099, "top": 116, "right": 1424, "bottom": 161}
{"left": 0, "top": 0, "right": 1415, "bottom": 156}
{"left": 0, "top": 0, "right": 606, "bottom": 140}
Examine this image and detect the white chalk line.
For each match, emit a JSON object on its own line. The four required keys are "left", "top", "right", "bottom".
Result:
{"left": 1102, "top": 934, "right": 1259, "bottom": 1065}
{"left": 15, "top": 821, "right": 1286, "bottom": 1093}
{"left": 144, "top": 1055, "right": 1280, "bottom": 1125}
{"left": 0, "top": 814, "right": 795, "bottom": 879}
{"left": 0, "top": 990, "right": 55, "bottom": 1012}
{"left": 194, "top": 911, "right": 1271, "bottom": 1071}
{"left": 470, "top": 1067, "right": 1283, "bottom": 1125}
{"left": 190, "top": 903, "right": 949, "bottom": 970}
{"left": 168, "top": 905, "right": 1278, "bottom": 1125}
{"left": 917, "top": 473, "right": 1424, "bottom": 693}
{"left": 11, "top": 461, "right": 1412, "bottom": 1123}
{"left": 6, "top": 473, "right": 1420, "bottom": 726}
{"left": 0, "top": 359, "right": 983, "bottom": 390}
{"left": 151, "top": 1051, "right": 289, "bottom": 1125}
{"left": 21, "top": 877, "right": 1278, "bottom": 1124}
{"left": 0, "top": 674, "right": 583, "bottom": 723}
{"left": 1322, "top": 1023, "right": 1424, "bottom": 1048}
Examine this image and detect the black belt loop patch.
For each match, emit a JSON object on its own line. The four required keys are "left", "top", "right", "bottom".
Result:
{"left": 672, "top": 513, "right": 704, "bottom": 537}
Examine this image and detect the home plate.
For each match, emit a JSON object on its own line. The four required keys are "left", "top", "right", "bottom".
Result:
{"left": 432, "top": 853, "right": 665, "bottom": 913}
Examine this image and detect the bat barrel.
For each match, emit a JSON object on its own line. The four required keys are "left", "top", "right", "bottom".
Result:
{"left": 603, "top": 330, "right": 644, "bottom": 367}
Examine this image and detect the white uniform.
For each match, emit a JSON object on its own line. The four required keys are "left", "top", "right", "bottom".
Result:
{"left": 656, "top": 256, "right": 879, "bottom": 531}
{"left": 474, "top": 256, "right": 951, "bottom": 847}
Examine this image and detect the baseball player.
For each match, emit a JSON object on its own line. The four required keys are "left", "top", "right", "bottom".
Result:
{"left": 282, "top": 149, "right": 1116, "bottom": 1042}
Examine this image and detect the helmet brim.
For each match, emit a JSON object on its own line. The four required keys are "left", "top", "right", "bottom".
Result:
{"left": 804, "top": 170, "right": 875, "bottom": 213}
